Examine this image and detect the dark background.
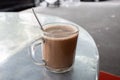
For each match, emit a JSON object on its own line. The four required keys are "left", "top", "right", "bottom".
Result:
{"left": 0, "top": 0, "right": 119, "bottom": 11}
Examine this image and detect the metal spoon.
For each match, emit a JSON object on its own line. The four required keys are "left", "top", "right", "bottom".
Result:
{"left": 32, "top": 8, "right": 44, "bottom": 31}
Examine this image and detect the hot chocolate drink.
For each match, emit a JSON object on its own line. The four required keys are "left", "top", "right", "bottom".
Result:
{"left": 43, "top": 25, "right": 78, "bottom": 69}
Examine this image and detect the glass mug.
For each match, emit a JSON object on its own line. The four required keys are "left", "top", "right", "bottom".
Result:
{"left": 30, "top": 23, "right": 79, "bottom": 73}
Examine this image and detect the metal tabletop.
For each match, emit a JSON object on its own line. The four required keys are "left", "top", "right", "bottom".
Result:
{"left": 0, "top": 13, "right": 99, "bottom": 80}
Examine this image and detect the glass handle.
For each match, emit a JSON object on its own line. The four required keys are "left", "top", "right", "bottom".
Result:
{"left": 30, "top": 38, "right": 45, "bottom": 66}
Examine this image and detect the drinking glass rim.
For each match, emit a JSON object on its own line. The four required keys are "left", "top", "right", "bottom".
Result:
{"left": 42, "top": 22, "right": 79, "bottom": 35}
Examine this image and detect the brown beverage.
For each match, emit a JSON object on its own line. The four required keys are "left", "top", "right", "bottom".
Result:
{"left": 43, "top": 24, "right": 79, "bottom": 70}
